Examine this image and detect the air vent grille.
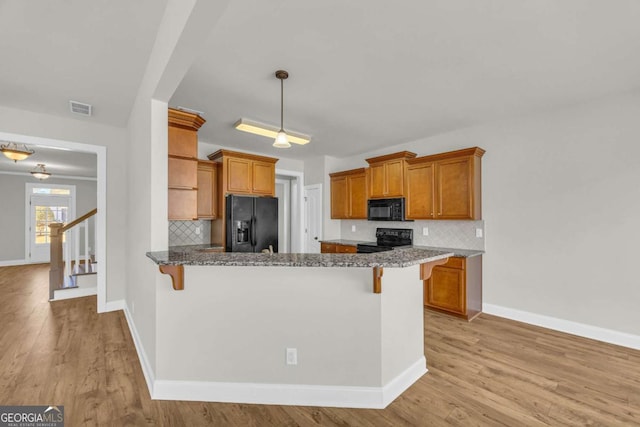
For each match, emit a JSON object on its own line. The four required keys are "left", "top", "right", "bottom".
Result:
{"left": 69, "top": 100, "right": 92, "bottom": 116}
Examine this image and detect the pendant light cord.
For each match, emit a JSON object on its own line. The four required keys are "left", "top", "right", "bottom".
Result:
{"left": 280, "top": 77, "right": 284, "bottom": 131}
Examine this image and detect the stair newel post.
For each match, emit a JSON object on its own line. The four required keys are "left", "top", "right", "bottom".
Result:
{"left": 49, "top": 223, "right": 64, "bottom": 300}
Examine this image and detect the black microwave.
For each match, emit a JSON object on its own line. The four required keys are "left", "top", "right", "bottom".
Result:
{"left": 367, "top": 198, "right": 406, "bottom": 221}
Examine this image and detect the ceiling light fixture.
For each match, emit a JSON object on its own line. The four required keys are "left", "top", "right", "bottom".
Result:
{"left": 31, "top": 164, "right": 51, "bottom": 180}
{"left": 233, "top": 118, "right": 311, "bottom": 145}
{"left": 233, "top": 70, "right": 311, "bottom": 147}
{"left": 273, "top": 70, "right": 291, "bottom": 149}
{"left": 0, "top": 141, "right": 35, "bottom": 162}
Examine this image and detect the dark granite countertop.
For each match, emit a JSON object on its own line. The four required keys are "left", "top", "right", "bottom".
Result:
{"left": 319, "top": 239, "right": 375, "bottom": 246}
{"left": 147, "top": 246, "right": 453, "bottom": 268}
{"left": 411, "top": 246, "right": 484, "bottom": 258}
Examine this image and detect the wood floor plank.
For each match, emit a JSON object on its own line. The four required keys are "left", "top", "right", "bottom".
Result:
{"left": 1, "top": 264, "right": 640, "bottom": 426}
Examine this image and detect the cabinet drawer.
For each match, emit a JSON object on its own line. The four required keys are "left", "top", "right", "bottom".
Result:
{"left": 336, "top": 244, "right": 357, "bottom": 253}
{"left": 321, "top": 243, "right": 337, "bottom": 253}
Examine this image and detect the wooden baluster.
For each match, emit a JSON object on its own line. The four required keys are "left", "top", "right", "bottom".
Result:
{"left": 84, "top": 219, "right": 90, "bottom": 273}
{"left": 49, "top": 223, "right": 64, "bottom": 299}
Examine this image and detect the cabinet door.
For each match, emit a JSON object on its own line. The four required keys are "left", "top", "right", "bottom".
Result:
{"left": 436, "top": 157, "right": 472, "bottom": 219}
{"left": 252, "top": 160, "right": 275, "bottom": 195}
{"left": 369, "top": 163, "right": 386, "bottom": 198}
{"left": 425, "top": 266, "right": 466, "bottom": 315}
{"left": 168, "top": 126, "right": 197, "bottom": 158}
{"left": 385, "top": 160, "right": 405, "bottom": 197}
{"left": 168, "top": 157, "right": 197, "bottom": 189}
{"left": 330, "top": 176, "right": 348, "bottom": 219}
{"left": 406, "top": 162, "right": 435, "bottom": 219}
{"left": 197, "top": 163, "right": 217, "bottom": 219}
{"left": 348, "top": 174, "right": 367, "bottom": 219}
{"left": 168, "top": 189, "right": 197, "bottom": 220}
{"left": 226, "top": 158, "right": 252, "bottom": 193}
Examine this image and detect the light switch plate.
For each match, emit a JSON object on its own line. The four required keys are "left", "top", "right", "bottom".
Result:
{"left": 422, "top": 227, "right": 429, "bottom": 236}
{"left": 351, "top": 225, "right": 356, "bottom": 232}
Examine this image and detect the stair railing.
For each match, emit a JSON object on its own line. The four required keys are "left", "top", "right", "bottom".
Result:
{"left": 49, "top": 208, "right": 97, "bottom": 300}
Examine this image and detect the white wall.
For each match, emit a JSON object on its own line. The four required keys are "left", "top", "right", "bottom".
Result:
{"left": 0, "top": 105, "right": 128, "bottom": 301}
{"left": 329, "top": 91, "right": 640, "bottom": 337}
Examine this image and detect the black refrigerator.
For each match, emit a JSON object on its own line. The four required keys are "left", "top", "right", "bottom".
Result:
{"left": 226, "top": 195, "right": 278, "bottom": 253}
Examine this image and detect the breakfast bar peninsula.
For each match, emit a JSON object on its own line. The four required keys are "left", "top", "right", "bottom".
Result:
{"left": 146, "top": 246, "right": 452, "bottom": 408}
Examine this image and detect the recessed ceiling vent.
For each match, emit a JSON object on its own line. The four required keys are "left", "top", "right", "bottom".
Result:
{"left": 69, "top": 100, "right": 92, "bottom": 117}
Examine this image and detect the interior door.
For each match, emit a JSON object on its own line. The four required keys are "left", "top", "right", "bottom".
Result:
{"left": 29, "top": 195, "right": 71, "bottom": 263}
{"left": 304, "top": 185, "right": 322, "bottom": 253}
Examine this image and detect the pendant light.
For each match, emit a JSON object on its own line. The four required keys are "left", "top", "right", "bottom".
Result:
{"left": 273, "top": 70, "right": 291, "bottom": 148}
{"left": 31, "top": 164, "right": 51, "bottom": 180}
{"left": 0, "top": 141, "right": 35, "bottom": 162}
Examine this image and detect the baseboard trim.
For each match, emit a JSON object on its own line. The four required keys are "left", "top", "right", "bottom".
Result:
{"left": 483, "top": 303, "right": 640, "bottom": 350}
{"left": 51, "top": 286, "right": 97, "bottom": 301}
{"left": 152, "top": 357, "right": 427, "bottom": 408}
{"left": 122, "top": 304, "right": 155, "bottom": 397}
{"left": 104, "top": 299, "right": 126, "bottom": 312}
{"left": 0, "top": 259, "right": 28, "bottom": 267}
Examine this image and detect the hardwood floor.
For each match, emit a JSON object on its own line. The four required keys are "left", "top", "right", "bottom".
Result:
{"left": 1, "top": 263, "right": 639, "bottom": 426}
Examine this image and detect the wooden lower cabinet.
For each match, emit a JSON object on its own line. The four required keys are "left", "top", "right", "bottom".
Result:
{"left": 320, "top": 242, "right": 357, "bottom": 254}
{"left": 424, "top": 255, "right": 482, "bottom": 320}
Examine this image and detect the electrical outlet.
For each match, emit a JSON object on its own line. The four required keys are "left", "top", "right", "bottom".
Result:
{"left": 422, "top": 227, "right": 429, "bottom": 236}
{"left": 351, "top": 225, "right": 356, "bottom": 232}
{"left": 476, "top": 228, "right": 483, "bottom": 238}
{"left": 195, "top": 227, "right": 201, "bottom": 235}
{"left": 286, "top": 348, "right": 298, "bottom": 365}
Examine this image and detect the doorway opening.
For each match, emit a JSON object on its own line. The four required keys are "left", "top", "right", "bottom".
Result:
{"left": 25, "top": 183, "right": 76, "bottom": 263}
{"left": 275, "top": 169, "right": 304, "bottom": 253}
{"left": 304, "top": 184, "right": 322, "bottom": 253}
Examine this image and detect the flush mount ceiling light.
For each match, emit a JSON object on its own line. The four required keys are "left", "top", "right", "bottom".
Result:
{"left": 31, "top": 164, "right": 51, "bottom": 180}
{"left": 234, "top": 70, "right": 311, "bottom": 148}
{"left": 0, "top": 141, "right": 35, "bottom": 162}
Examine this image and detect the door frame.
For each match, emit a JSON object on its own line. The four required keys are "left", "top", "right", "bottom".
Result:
{"left": 25, "top": 183, "right": 77, "bottom": 263}
{"left": 275, "top": 169, "right": 305, "bottom": 253}
{"left": 0, "top": 130, "right": 107, "bottom": 313}
{"left": 304, "top": 184, "right": 323, "bottom": 253}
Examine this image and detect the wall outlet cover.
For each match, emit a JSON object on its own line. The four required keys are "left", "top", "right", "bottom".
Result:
{"left": 351, "top": 225, "right": 356, "bottom": 232}
{"left": 286, "top": 348, "right": 298, "bottom": 365}
{"left": 476, "top": 228, "right": 483, "bottom": 238}
{"left": 422, "top": 227, "right": 429, "bottom": 236}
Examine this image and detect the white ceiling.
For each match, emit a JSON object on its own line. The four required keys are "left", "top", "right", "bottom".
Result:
{"left": 171, "top": 0, "right": 640, "bottom": 160}
{"left": 0, "top": 145, "right": 96, "bottom": 178}
{"left": 1, "top": 0, "right": 640, "bottom": 167}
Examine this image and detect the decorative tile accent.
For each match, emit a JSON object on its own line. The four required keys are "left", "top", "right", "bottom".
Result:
{"left": 340, "top": 220, "right": 485, "bottom": 251}
{"left": 169, "top": 220, "right": 211, "bottom": 246}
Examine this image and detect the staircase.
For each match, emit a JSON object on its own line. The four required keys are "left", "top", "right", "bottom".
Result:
{"left": 48, "top": 208, "right": 97, "bottom": 300}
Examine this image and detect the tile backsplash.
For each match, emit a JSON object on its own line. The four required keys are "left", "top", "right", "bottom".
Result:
{"left": 169, "top": 220, "right": 211, "bottom": 246}
{"left": 340, "top": 220, "right": 485, "bottom": 251}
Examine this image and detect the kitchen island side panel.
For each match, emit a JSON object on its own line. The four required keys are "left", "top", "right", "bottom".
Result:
{"left": 155, "top": 266, "right": 384, "bottom": 386}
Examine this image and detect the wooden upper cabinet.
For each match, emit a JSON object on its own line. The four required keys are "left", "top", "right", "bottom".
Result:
{"left": 330, "top": 168, "right": 367, "bottom": 219}
{"left": 197, "top": 161, "right": 218, "bottom": 219}
{"left": 168, "top": 108, "right": 205, "bottom": 220}
{"left": 405, "top": 147, "right": 485, "bottom": 220}
{"left": 406, "top": 161, "right": 435, "bottom": 219}
{"left": 208, "top": 149, "right": 278, "bottom": 197}
{"left": 365, "top": 151, "right": 416, "bottom": 199}
{"left": 252, "top": 160, "right": 276, "bottom": 195}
